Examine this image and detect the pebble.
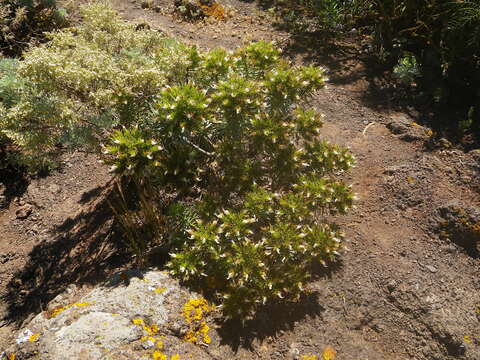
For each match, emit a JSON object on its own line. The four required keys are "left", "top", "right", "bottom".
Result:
{"left": 15, "top": 204, "right": 33, "bottom": 219}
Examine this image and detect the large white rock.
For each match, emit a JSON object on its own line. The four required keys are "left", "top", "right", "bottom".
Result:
{"left": 4, "top": 270, "right": 214, "bottom": 360}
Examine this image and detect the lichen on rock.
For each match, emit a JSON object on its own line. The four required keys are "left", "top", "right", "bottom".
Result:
{"left": 4, "top": 270, "right": 212, "bottom": 360}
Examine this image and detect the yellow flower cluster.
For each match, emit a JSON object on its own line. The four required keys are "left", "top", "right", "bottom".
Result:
{"left": 301, "top": 346, "right": 336, "bottom": 360}
{"left": 132, "top": 318, "right": 159, "bottom": 336}
{"left": 152, "top": 351, "right": 181, "bottom": 360}
{"left": 181, "top": 298, "right": 212, "bottom": 344}
{"left": 322, "top": 347, "right": 337, "bottom": 360}
{"left": 132, "top": 318, "right": 182, "bottom": 360}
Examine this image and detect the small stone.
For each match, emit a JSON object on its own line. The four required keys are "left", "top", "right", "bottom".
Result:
{"left": 445, "top": 244, "right": 456, "bottom": 253}
{"left": 425, "top": 265, "right": 438, "bottom": 273}
{"left": 142, "top": 339, "right": 155, "bottom": 349}
{"left": 387, "top": 280, "right": 397, "bottom": 293}
{"left": 399, "top": 133, "right": 426, "bottom": 142}
{"left": 387, "top": 120, "right": 409, "bottom": 135}
{"left": 384, "top": 165, "right": 402, "bottom": 175}
{"left": 49, "top": 184, "right": 61, "bottom": 194}
{"left": 16, "top": 204, "right": 33, "bottom": 219}
{"left": 438, "top": 138, "right": 451, "bottom": 149}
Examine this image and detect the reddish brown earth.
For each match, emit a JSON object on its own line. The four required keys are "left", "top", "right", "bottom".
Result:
{"left": 0, "top": 1, "right": 479, "bottom": 359}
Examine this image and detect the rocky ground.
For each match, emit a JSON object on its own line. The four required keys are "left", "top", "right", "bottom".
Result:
{"left": 1, "top": 1, "right": 479, "bottom": 359}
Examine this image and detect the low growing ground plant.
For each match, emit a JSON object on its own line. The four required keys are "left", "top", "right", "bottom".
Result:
{"left": 0, "top": 1, "right": 355, "bottom": 318}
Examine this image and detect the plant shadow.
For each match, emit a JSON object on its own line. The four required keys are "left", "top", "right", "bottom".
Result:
{"left": 247, "top": 0, "right": 480, "bottom": 145}
{"left": 281, "top": 30, "right": 417, "bottom": 113}
{"left": 2, "top": 184, "right": 131, "bottom": 326}
{"left": 0, "top": 152, "right": 29, "bottom": 209}
{"left": 213, "top": 260, "right": 343, "bottom": 352}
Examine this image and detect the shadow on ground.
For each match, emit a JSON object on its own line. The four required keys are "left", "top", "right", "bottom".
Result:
{"left": 2, "top": 185, "right": 130, "bottom": 325}
{"left": 213, "top": 260, "right": 342, "bottom": 352}
{"left": 281, "top": 30, "right": 422, "bottom": 116}
{"left": 244, "top": 0, "right": 480, "bottom": 146}
{"left": 0, "top": 156, "right": 29, "bottom": 209}
{"left": 217, "top": 292, "right": 325, "bottom": 352}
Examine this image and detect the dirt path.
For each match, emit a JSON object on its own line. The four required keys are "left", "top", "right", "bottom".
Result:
{"left": 1, "top": 1, "right": 479, "bottom": 359}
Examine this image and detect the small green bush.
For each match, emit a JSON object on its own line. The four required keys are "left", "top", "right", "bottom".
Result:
{"left": 393, "top": 53, "right": 420, "bottom": 85}
{"left": 1, "top": 2, "right": 355, "bottom": 317}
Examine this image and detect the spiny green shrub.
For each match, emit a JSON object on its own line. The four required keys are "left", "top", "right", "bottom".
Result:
{"left": 103, "top": 128, "right": 164, "bottom": 182}
{"left": 169, "top": 182, "right": 352, "bottom": 316}
{"left": 1, "top": 2, "right": 355, "bottom": 317}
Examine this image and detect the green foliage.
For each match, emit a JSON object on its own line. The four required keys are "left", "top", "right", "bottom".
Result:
{"left": 104, "top": 127, "right": 163, "bottom": 181}
{"left": 167, "top": 202, "right": 199, "bottom": 246}
{"left": 169, "top": 180, "right": 353, "bottom": 317}
{"left": 0, "top": 58, "right": 23, "bottom": 107}
{"left": 393, "top": 53, "right": 420, "bottom": 85}
{"left": 0, "top": 2, "right": 190, "bottom": 160}
{"left": 2, "top": 2, "right": 355, "bottom": 317}
{"left": 0, "top": 0, "right": 68, "bottom": 56}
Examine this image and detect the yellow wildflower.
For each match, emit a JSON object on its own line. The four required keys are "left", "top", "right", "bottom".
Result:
{"left": 8, "top": 354, "right": 15, "bottom": 360}
{"left": 183, "top": 330, "right": 198, "bottom": 343}
{"left": 464, "top": 335, "right": 473, "bottom": 345}
{"left": 133, "top": 318, "right": 161, "bottom": 339}
{"left": 144, "top": 323, "right": 159, "bottom": 335}
{"left": 181, "top": 298, "right": 212, "bottom": 345}
{"left": 132, "top": 318, "right": 144, "bottom": 326}
{"left": 154, "top": 287, "right": 167, "bottom": 294}
{"left": 171, "top": 355, "right": 181, "bottom": 360}
{"left": 322, "top": 346, "right": 337, "bottom": 360}
{"left": 301, "top": 355, "right": 317, "bottom": 360}
{"left": 28, "top": 333, "right": 41, "bottom": 342}
{"left": 152, "top": 350, "right": 167, "bottom": 360}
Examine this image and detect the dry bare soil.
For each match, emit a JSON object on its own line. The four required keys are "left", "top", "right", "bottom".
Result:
{"left": 0, "top": 1, "right": 479, "bottom": 359}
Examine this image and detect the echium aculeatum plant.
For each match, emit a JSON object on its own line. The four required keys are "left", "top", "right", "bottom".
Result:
{"left": 159, "top": 43, "right": 356, "bottom": 317}
{"left": 1, "top": 3, "right": 355, "bottom": 317}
